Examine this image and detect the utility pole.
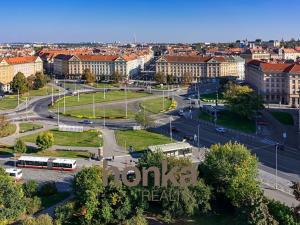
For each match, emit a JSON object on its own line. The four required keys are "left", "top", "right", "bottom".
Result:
{"left": 169, "top": 117, "right": 173, "bottom": 141}
{"left": 17, "top": 89, "right": 20, "bottom": 106}
{"left": 63, "top": 92, "right": 66, "bottom": 114}
{"left": 162, "top": 90, "right": 165, "bottom": 110}
{"left": 104, "top": 84, "right": 106, "bottom": 99}
{"left": 57, "top": 102, "right": 60, "bottom": 126}
{"left": 103, "top": 108, "right": 106, "bottom": 127}
{"left": 25, "top": 97, "right": 28, "bottom": 120}
{"left": 275, "top": 143, "right": 278, "bottom": 190}
{"left": 214, "top": 108, "right": 217, "bottom": 127}
{"left": 51, "top": 84, "right": 54, "bottom": 104}
{"left": 93, "top": 94, "right": 95, "bottom": 118}
{"left": 125, "top": 85, "right": 128, "bottom": 118}
{"left": 197, "top": 124, "right": 200, "bottom": 151}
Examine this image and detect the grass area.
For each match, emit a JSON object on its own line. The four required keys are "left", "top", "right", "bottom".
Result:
{"left": 115, "top": 129, "right": 173, "bottom": 151}
{"left": 40, "top": 192, "right": 70, "bottom": 208}
{"left": 200, "top": 92, "right": 225, "bottom": 102}
{"left": 26, "top": 84, "right": 60, "bottom": 96}
{"left": 0, "top": 124, "right": 17, "bottom": 137}
{"left": 0, "top": 95, "right": 26, "bottom": 111}
{"left": 0, "top": 145, "right": 14, "bottom": 155}
{"left": 21, "top": 129, "right": 102, "bottom": 147}
{"left": 92, "top": 83, "right": 119, "bottom": 88}
{"left": 271, "top": 111, "right": 294, "bottom": 125}
{"left": 140, "top": 97, "right": 173, "bottom": 114}
{"left": 199, "top": 110, "right": 256, "bottom": 133}
{"left": 64, "top": 107, "right": 135, "bottom": 119}
{"left": 35, "top": 149, "right": 91, "bottom": 158}
{"left": 52, "top": 90, "right": 150, "bottom": 109}
{"left": 19, "top": 123, "right": 43, "bottom": 133}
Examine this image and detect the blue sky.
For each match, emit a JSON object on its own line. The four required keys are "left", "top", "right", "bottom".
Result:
{"left": 0, "top": 0, "right": 299, "bottom": 43}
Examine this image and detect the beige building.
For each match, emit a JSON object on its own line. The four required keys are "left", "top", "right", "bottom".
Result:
{"left": 245, "top": 60, "right": 300, "bottom": 107}
{"left": 155, "top": 55, "right": 245, "bottom": 83}
{"left": 0, "top": 56, "right": 43, "bottom": 92}
{"left": 241, "top": 48, "right": 271, "bottom": 60}
{"left": 53, "top": 54, "right": 147, "bottom": 81}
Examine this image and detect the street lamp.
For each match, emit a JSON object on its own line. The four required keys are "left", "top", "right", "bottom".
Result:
{"left": 169, "top": 116, "right": 173, "bottom": 141}
{"left": 275, "top": 143, "right": 278, "bottom": 190}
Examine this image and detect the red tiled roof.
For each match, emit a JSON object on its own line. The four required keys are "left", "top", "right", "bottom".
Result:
{"left": 248, "top": 60, "right": 300, "bottom": 74}
{"left": 164, "top": 55, "right": 212, "bottom": 63}
{"left": 4, "top": 56, "right": 39, "bottom": 65}
{"left": 260, "top": 63, "right": 291, "bottom": 73}
{"left": 284, "top": 64, "right": 300, "bottom": 74}
{"left": 283, "top": 48, "right": 298, "bottom": 53}
{"left": 76, "top": 55, "right": 118, "bottom": 61}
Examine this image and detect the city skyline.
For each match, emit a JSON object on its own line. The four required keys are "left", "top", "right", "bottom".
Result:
{"left": 1, "top": 0, "right": 300, "bottom": 43}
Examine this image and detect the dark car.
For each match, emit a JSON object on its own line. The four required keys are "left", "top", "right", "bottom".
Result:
{"left": 171, "top": 127, "right": 179, "bottom": 132}
{"left": 80, "top": 120, "right": 93, "bottom": 124}
{"left": 46, "top": 115, "right": 54, "bottom": 119}
{"left": 183, "top": 135, "right": 193, "bottom": 141}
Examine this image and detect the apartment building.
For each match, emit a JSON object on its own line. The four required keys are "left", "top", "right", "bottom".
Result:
{"left": 245, "top": 60, "right": 300, "bottom": 107}
{"left": 155, "top": 55, "right": 245, "bottom": 83}
{"left": 278, "top": 48, "right": 300, "bottom": 61}
{"left": 53, "top": 54, "right": 146, "bottom": 80}
{"left": 241, "top": 48, "right": 271, "bottom": 60}
{"left": 0, "top": 56, "right": 43, "bottom": 92}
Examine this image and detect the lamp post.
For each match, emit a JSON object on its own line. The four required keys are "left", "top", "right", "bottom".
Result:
{"left": 169, "top": 116, "right": 173, "bottom": 141}
{"left": 275, "top": 143, "right": 278, "bottom": 190}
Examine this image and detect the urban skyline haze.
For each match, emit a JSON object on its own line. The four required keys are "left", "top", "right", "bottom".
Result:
{"left": 1, "top": 0, "right": 300, "bottom": 43}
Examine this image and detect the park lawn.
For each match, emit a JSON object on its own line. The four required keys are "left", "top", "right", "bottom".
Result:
{"left": 271, "top": 111, "right": 294, "bottom": 125}
{"left": 115, "top": 130, "right": 173, "bottom": 151}
{"left": 26, "top": 84, "right": 60, "bottom": 96}
{"left": 35, "top": 149, "right": 91, "bottom": 158}
{"left": 0, "top": 95, "right": 26, "bottom": 111}
{"left": 64, "top": 107, "right": 135, "bottom": 119}
{"left": 92, "top": 83, "right": 119, "bottom": 88}
{"left": 0, "top": 124, "right": 17, "bottom": 137}
{"left": 200, "top": 92, "right": 224, "bottom": 102}
{"left": 0, "top": 145, "right": 14, "bottom": 155}
{"left": 19, "top": 122, "right": 43, "bottom": 133}
{"left": 140, "top": 97, "right": 172, "bottom": 114}
{"left": 199, "top": 110, "right": 256, "bottom": 133}
{"left": 21, "top": 129, "right": 102, "bottom": 147}
{"left": 40, "top": 192, "right": 70, "bottom": 208}
{"left": 52, "top": 90, "right": 151, "bottom": 108}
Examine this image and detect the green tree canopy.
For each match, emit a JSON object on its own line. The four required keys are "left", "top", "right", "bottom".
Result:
{"left": 36, "top": 132, "right": 54, "bottom": 150}
{"left": 33, "top": 72, "right": 47, "bottom": 90}
{"left": 224, "top": 83, "right": 264, "bottom": 119}
{"left": 22, "top": 214, "right": 53, "bottom": 225}
{"left": 11, "top": 72, "right": 29, "bottom": 94}
{"left": 14, "top": 139, "right": 27, "bottom": 154}
{"left": 154, "top": 72, "right": 165, "bottom": 84}
{"left": 0, "top": 167, "right": 25, "bottom": 223}
{"left": 82, "top": 69, "right": 96, "bottom": 84}
{"left": 135, "top": 110, "right": 154, "bottom": 128}
{"left": 182, "top": 72, "right": 193, "bottom": 85}
{"left": 111, "top": 71, "right": 122, "bottom": 83}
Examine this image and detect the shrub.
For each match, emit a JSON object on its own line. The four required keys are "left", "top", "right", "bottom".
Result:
{"left": 36, "top": 132, "right": 54, "bottom": 150}
{"left": 22, "top": 214, "right": 53, "bottom": 225}
{"left": 40, "top": 182, "right": 57, "bottom": 196}
{"left": 268, "top": 200, "right": 299, "bottom": 225}
{"left": 22, "top": 180, "right": 38, "bottom": 197}
{"left": 14, "top": 139, "right": 27, "bottom": 154}
{"left": 24, "top": 196, "right": 42, "bottom": 215}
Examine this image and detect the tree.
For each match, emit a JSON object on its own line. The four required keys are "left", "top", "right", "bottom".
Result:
{"left": 82, "top": 69, "right": 96, "bottom": 84}
{"left": 22, "top": 214, "right": 53, "bottom": 225}
{"left": 224, "top": 83, "right": 264, "bottom": 119}
{"left": 166, "top": 74, "right": 175, "bottom": 85}
{"left": 24, "top": 196, "right": 42, "bottom": 215}
{"left": 0, "top": 115, "right": 9, "bottom": 129}
{"left": 36, "top": 132, "right": 54, "bottom": 150}
{"left": 122, "top": 208, "right": 148, "bottom": 225}
{"left": 199, "top": 142, "right": 277, "bottom": 224}
{"left": 135, "top": 110, "right": 154, "bottom": 128}
{"left": 111, "top": 71, "right": 122, "bottom": 83}
{"left": 182, "top": 72, "right": 193, "bottom": 85}
{"left": 27, "top": 74, "right": 36, "bottom": 90}
{"left": 33, "top": 72, "right": 47, "bottom": 89}
{"left": 268, "top": 200, "right": 299, "bottom": 225}
{"left": 55, "top": 201, "right": 79, "bottom": 225}
{"left": 137, "top": 152, "right": 211, "bottom": 219}
{"left": 22, "top": 180, "right": 38, "bottom": 198}
{"left": 14, "top": 139, "right": 27, "bottom": 154}
{"left": 11, "top": 72, "right": 29, "bottom": 94}
{"left": 0, "top": 167, "right": 25, "bottom": 223}
{"left": 154, "top": 72, "right": 165, "bottom": 84}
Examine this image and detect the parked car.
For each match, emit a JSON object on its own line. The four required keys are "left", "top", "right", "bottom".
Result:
{"left": 171, "top": 127, "right": 179, "bottom": 132}
{"left": 215, "top": 127, "right": 226, "bottom": 133}
{"left": 81, "top": 120, "right": 93, "bottom": 124}
{"left": 46, "top": 115, "right": 54, "bottom": 119}
{"left": 178, "top": 110, "right": 184, "bottom": 116}
{"left": 183, "top": 135, "right": 194, "bottom": 141}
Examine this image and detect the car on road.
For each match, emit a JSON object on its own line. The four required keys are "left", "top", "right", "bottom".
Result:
{"left": 46, "top": 115, "right": 55, "bottom": 119}
{"left": 171, "top": 127, "right": 179, "bottom": 132}
{"left": 104, "top": 156, "right": 113, "bottom": 161}
{"left": 215, "top": 127, "right": 226, "bottom": 133}
{"left": 80, "top": 120, "right": 93, "bottom": 124}
{"left": 178, "top": 110, "right": 184, "bottom": 116}
{"left": 183, "top": 135, "right": 194, "bottom": 141}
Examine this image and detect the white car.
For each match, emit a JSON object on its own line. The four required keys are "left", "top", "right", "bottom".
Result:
{"left": 5, "top": 168, "right": 23, "bottom": 181}
{"left": 215, "top": 127, "right": 226, "bottom": 133}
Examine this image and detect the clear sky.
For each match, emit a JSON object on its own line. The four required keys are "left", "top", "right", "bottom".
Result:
{"left": 1, "top": 0, "right": 299, "bottom": 43}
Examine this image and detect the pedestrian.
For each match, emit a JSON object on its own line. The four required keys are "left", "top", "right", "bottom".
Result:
{"left": 112, "top": 155, "right": 114, "bottom": 161}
